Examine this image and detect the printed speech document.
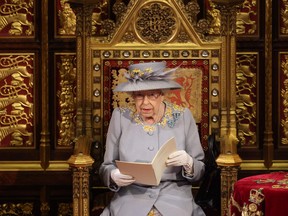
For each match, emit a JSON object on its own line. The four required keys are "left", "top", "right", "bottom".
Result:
{"left": 115, "top": 137, "right": 177, "bottom": 186}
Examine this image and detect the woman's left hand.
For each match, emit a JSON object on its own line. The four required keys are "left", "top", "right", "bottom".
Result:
{"left": 166, "top": 150, "right": 192, "bottom": 167}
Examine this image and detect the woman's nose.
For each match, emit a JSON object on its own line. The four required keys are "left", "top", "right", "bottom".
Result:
{"left": 142, "top": 95, "right": 150, "bottom": 104}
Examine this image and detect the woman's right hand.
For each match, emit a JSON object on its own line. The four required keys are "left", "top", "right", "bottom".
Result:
{"left": 111, "top": 168, "right": 135, "bottom": 187}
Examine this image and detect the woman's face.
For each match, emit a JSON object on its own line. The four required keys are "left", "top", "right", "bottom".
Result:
{"left": 132, "top": 90, "right": 164, "bottom": 120}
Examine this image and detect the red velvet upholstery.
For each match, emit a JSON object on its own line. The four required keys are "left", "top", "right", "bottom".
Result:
{"left": 230, "top": 172, "right": 288, "bottom": 216}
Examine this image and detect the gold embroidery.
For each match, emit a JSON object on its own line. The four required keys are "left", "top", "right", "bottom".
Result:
{"left": 231, "top": 188, "right": 265, "bottom": 216}
{"left": 248, "top": 203, "right": 257, "bottom": 212}
{"left": 254, "top": 178, "right": 275, "bottom": 184}
{"left": 272, "top": 184, "right": 288, "bottom": 189}
{"left": 249, "top": 188, "right": 264, "bottom": 205}
{"left": 231, "top": 195, "right": 242, "bottom": 212}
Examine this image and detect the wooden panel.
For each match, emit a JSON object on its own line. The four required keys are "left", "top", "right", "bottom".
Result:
{"left": 0, "top": 0, "right": 35, "bottom": 38}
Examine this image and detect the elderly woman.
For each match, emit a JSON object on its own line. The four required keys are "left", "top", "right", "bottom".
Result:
{"left": 99, "top": 62, "right": 206, "bottom": 216}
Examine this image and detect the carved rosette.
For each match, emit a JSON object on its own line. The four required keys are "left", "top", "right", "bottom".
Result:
{"left": 135, "top": 2, "right": 178, "bottom": 43}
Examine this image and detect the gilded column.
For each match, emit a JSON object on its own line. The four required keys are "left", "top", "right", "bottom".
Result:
{"left": 68, "top": 1, "right": 96, "bottom": 215}
{"left": 211, "top": 0, "right": 244, "bottom": 215}
{"left": 69, "top": 0, "right": 95, "bottom": 138}
{"left": 68, "top": 135, "right": 94, "bottom": 216}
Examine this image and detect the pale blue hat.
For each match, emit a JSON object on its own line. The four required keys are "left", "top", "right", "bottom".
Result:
{"left": 113, "top": 62, "right": 182, "bottom": 92}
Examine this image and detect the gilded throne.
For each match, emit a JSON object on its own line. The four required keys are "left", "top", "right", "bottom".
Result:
{"left": 67, "top": 0, "right": 242, "bottom": 215}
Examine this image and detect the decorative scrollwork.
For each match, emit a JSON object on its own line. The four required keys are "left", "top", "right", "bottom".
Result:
{"left": 0, "top": 203, "right": 33, "bottom": 215}
{"left": 135, "top": 2, "right": 177, "bottom": 44}
{"left": 236, "top": 0, "right": 257, "bottom": 35}
{"left": 0, "top": 0, "right": 34, "bottom": 36}
{"left": 281, "top": 0, "right": 288, "bottom": 35}
{"left": 236, "top": 54, "right": 257, "bottom": 146}
{"left": 185, "top": 0, "right": 200, "bottom": 25}
{"left": 56, "top": 55, "right": 77, "bottom": 146}
{"left": 280, "top": 54, "right": 288, "bottom": 145}
{"left": 0, "top": 54, "right": 33, "bottom": 147}
{"left": 112, "top": 1, "right": 127, "bottom": 23}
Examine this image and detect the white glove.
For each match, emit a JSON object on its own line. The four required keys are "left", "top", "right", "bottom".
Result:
{"left": 111, "top": 168, "right": 135, "bottom": 187}
{"left": 166, "top": 150, "right": 193, "bottom": 166}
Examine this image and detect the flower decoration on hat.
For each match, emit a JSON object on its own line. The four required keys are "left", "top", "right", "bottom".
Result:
{"left": 125, "top": 65, "right": 176, "bottom": 83}
{"left": 113, "top": 62, "right": 182, "bottom": 92}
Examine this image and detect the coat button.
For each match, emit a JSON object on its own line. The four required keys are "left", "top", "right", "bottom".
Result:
{"left": 148, "top": 146, "right": 154, "bottom": 151}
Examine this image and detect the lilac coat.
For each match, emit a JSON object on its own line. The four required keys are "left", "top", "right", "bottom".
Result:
{"left": 99, "top": 102, "right": 206, "bottom": 216}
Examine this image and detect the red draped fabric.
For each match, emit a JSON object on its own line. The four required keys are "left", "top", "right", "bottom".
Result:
{"left": 230, "top": 172, "right": 288, "bottom": 216}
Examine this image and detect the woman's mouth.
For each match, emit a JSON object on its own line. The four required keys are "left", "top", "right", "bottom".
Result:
{"left": 141, "top": 108, "right": 152, "bottom": 113}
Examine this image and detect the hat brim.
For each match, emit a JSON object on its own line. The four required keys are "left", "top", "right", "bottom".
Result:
{"left": 113, "top": 80, "right": 182, "bottom": 92}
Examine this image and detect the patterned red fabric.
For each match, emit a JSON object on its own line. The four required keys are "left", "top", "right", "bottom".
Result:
{"left": 230, "top": 172, "right": 288, "bottom": 216}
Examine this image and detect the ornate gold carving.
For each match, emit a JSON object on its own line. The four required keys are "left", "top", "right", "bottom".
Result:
{"left": 236, "top": 53, "right": 257, "bottom": 146}
{"left": 211, "top": 0, "right": 257, "bottom": 35}
{"left": 207, "top": 1, "right": 221, "bottom": 35}
{"left": 100, "top": 19, "right": 116, "bottom": 36}
{"left": 0, "top": 0, "right": 34, "bottom": 36}
{"left": 71, "top": 3, "right": 95, "bottom": 37}
{"left": 280, "top": 54, "right": 288, "bottom": 145}
{"left": 281, "top": 0, "right": 288, "bottom": 34}
{"left": 176, "top": 31, "right": 189, "bottom": 43}
{"left": 219, "top": 165, "right": 239, "bottom": 216}
{"left": 236, "top": 0, "right": 257, "bottom": 35}
{"left": 73, "top": 168, "right": 80, "bottom": 199}
{"left": 56, "top": 55, "right": 77, "bottom": 146}
{"left": 135, "top": 2, "right": 177, "bottom": 43}
{"left": 0, "top": 54, "right": 33, "bottom": 147}
{"left": 58, "top": 203, "right": 73, "bottom": 216}
{"left": 40, "top": 202, "right": 50, "bottom": 215}
{"left": 217, "top": 4, "right": 239, "bottom": 36}
{"left": 185, "top": 1, "right": 200, "bottom": 25}
{"left": 112, "top": 1, "right": 127, "bottom": 22}
{"left": 0, "top": 202, "right": 33, "bottom": 215}
{"left": 122, "top": 31, "right": 135, "bottom": 43}
{"left": 68, "top": 135, "right": 94, "bottom": 216}
{"left": 92, "top": 1, "right": 108, "bottom": 36}
{"left": 97, "top": 0, "right": 217, "bottom": 43}
{"left": 178, "top": 0, "right": 212, "bottom": 41}
{"left": 58, "top": 0, "right": 76, "bottom": 35}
